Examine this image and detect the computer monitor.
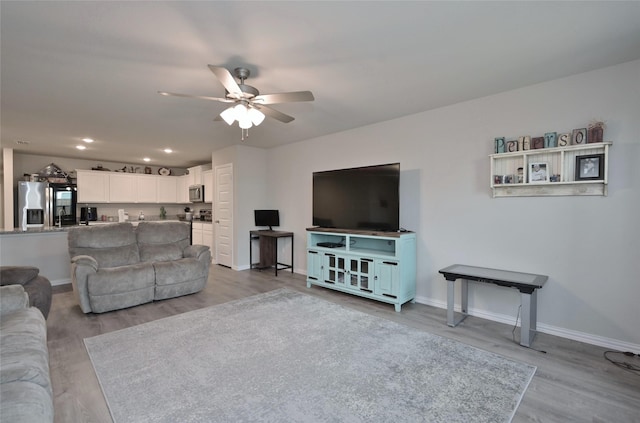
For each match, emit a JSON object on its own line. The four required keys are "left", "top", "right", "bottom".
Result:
{"left": 254, "top": 209, "right": 279, "bottom": 231}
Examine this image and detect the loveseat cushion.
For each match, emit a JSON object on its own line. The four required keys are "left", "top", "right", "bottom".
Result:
{"left": 153, "top": 257, "right": 208, "bottom": 300}
{"left": 68, "top": 223, "right": 140, "bottom": 268}
{"left": 0, "top": 266, "right": 39, "bottom": 286}
{"left": 0, "top": 381, "right": 54, "bottom": 423}
{"left": 87, "top": 262, "right": 155, "bottom": 313}
{"left": 136, "top": 221, "right": 190, "bottom": 262}
{"left": 139, "top": 243, "right": 183, "bottom": 263}
{"left": 0, "top": 307, "right": 50, "bottom": 393}
{"left": 154, "top": 258, "right": 208, "bottom": 287}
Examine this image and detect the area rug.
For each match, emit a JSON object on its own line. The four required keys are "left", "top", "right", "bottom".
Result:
{"left": 84, "top": 288, "right": 535, "bottom": 423}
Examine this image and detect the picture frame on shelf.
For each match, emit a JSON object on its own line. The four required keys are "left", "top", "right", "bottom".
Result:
{"left": 529, "top": 162, "right": 549, "bottom": 183}
{"left": 575, "top": 154, "right": 604, "bottom": 181}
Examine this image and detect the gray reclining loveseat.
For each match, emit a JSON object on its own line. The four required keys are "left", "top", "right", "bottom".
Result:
{"left": 0, "top": 284, "right": 53, "bottom": 422}
{"left": 69, "top": 221, "right": 210, "bottom": 313}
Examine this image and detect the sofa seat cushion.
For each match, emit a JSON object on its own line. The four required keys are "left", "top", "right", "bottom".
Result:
{"left": 153, "top": 258, "right": 208, "bottom": 300}
{"left": 68, "top": 223, "right": 140, "bottom": 268}
{"left": 1, "top": 380, "right": 54, "bottom": 423}
{"left": 154, "top": 258, "right": 207, "bottom": 287}
{"left": 0, "top": 307, "right": 50, "bottom": 393}
{"left": 87, "top": 263, "right": 155, "bottom": 313}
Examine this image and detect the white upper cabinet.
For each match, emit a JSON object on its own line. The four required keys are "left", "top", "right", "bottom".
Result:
{"left": 203, "top": 169, "right": 213, "bottom": 203}
{"left": 157, "top": 176, "right": 178, "bottom": 203}
{"left": 136, "top": 174, "right": 157, "bottom": 203}
{"left": 76, "top": 170, "right": 109, "bottom": 203}
{"left": 109, "top": 173, "right": 138, "bottom": 203}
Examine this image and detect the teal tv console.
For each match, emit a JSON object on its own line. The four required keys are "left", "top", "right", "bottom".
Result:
{"left": 306, "top": 228, "right": 416, "bottom": 312}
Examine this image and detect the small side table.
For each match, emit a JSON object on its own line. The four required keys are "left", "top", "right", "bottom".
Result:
{"left": 438, "top": 264, "right": 547, "bottom": 347}
{"left": 249, "top": 230, "right": 294, "bottom": 276}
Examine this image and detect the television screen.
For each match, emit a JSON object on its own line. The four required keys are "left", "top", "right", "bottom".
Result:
{"left": 313, "top": 163, "right": 400, "bottom": 231}
{"left": 254, "top": 209, "right": 280, "bottom": 230}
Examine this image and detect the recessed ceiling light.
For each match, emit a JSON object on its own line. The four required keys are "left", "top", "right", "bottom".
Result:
{"left": 143, "top": 157, "right": 151, "bottom": 162}
{"left": 82, "top": 138, "right": 94, "bottom": 143}
{"left": 164, "top": 148, "right": 173, "bottom": 154}
{"left": 76, "top": 145, "right": 86, "bottom": 150}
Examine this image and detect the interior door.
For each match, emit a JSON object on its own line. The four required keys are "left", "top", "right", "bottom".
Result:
{"left": 215, "top": 163, "right": 233, "bottom": 268}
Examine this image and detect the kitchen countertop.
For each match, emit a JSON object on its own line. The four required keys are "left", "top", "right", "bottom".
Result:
{"left": 0, "top": 219, "right": 186, "bottom": 235}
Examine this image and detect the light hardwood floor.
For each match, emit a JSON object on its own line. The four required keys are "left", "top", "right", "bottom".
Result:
{"left": 48, "top": 265, "right": 640, "bottom": 422}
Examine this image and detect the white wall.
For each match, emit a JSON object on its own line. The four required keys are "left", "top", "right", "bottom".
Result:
{"left": 266, "top": 60, "right": 640, "bottom": 350}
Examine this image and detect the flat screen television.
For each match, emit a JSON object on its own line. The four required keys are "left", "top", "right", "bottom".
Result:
{"left": 254, "top": 209, "right": 280, "bottom": 231}
{"left": 313, "top": 163, "right": 400, "bottom": 232}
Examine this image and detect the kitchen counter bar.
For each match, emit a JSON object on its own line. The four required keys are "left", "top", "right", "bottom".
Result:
{"left": 0, "top": 218, "right": 184, "bottom": 235}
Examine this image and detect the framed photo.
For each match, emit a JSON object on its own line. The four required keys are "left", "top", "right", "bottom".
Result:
{"left": 575, "top": 154, "right": 604, "bottom": 181}
{"left": 529, "top": 162, "right": 549, "bottom": 183}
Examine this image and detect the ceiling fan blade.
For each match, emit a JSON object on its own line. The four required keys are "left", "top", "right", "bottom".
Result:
{"left": 158, "top": 91, "right": 233, "bottom": 103}
{"left": 254, "top": 104, "right": 295, "bottom": 123}
{"left": 253, "top": 91, "right": 314, "bottom": 105}
{"left": 208, "top": 65, "right": 242, "bottom": 94}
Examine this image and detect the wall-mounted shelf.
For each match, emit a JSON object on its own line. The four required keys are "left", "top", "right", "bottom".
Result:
{"left": 490, "top": 142, "right": 611, "bottom": 197}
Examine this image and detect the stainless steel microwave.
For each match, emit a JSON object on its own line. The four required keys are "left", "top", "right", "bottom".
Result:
{"left": 188, "top": 184, "right": 205, "bottom": 203}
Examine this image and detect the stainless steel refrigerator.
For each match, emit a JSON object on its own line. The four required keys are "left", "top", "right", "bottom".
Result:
{"left": 17, "top": 181, "right": 77, "bottom": 230}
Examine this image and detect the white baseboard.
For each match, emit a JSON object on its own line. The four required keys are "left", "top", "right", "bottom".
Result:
{"left": 415, "top": 295, "right": 640, "bottom": 354}
{"left": 50, "top": 278, "right": 71, "bottom": 286}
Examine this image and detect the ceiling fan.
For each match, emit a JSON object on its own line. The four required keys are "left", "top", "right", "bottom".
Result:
{"left": 159, "top": 65, "right": 314, "bottom": 135}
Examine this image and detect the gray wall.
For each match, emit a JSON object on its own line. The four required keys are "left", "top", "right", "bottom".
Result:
{"left": 265, "top": 60, "right": 640, "bottom": 350}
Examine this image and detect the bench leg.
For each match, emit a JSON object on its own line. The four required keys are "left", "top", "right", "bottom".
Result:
{"left": 520, "top": 290, "right": 538, "bottom": 347}
{"left": 447, "top": 279, "right": 468, "bottom": 327}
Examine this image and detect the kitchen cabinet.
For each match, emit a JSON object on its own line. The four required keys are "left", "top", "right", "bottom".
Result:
{"left": 203, "top": 169, "right": 213, "bottom": 203}
{"left": 157, "top": 176, "right": 178, "bottom": 203}
{"left": 192, "top": 222, "right": 213, "bottom": 260}
{"left": 76, "top": 170, "right": 109, "bottom": 203}
{"left": 76, "top": 170, "right": 198, "bottom": 204}
{"left": 109, "top": 173, "right": 137, "bottom": 203}
{"left": 136, "top": 174, "right": 157, "bottom": 203}
{"left": 177, "top": 175, "right": 189, "bottom": 203}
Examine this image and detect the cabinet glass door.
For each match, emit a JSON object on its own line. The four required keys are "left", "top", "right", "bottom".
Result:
{"left": 325, "top": 254, "right": 346, "bottom": 285}
{"left": 349, "top": 258, "right": 374, "bottom": 292}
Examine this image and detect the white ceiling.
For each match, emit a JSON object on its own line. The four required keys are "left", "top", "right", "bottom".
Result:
{"left": 2, "top": 1, "right": 639, "bottom": 168}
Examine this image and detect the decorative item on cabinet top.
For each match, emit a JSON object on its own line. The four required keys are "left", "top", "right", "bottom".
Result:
{"left": 494, "top": 120, "right": 606, "bottom": 154}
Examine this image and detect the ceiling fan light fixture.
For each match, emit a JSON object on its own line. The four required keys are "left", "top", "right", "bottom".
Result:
{"left": 238, "top": 116, "right": 253, "bottom": 129}
{"left": 220, "top": 107, "right": 236, "bottom": 125}
{"left": 233, "top": 103, "right": 248, "bottom": 118}
{"left": 248, "top": 108, "right": 265, "bottom": 126}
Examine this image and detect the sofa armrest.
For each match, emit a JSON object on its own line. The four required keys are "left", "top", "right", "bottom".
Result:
{"left": 70, "top": 255, "right": 99, "bottom": 313}
{"left": 183, "top": 244, "right": 210, "bottom": 261}
{"left": 0, "top": 285, "right": 29, "bottom": 316}
{"left": 71, "top": 255, "right": 99, "bottom": 271}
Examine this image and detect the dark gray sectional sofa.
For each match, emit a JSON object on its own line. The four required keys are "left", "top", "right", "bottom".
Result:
{"left": 68, "top": 221, "right": 211, "bottom": 313}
